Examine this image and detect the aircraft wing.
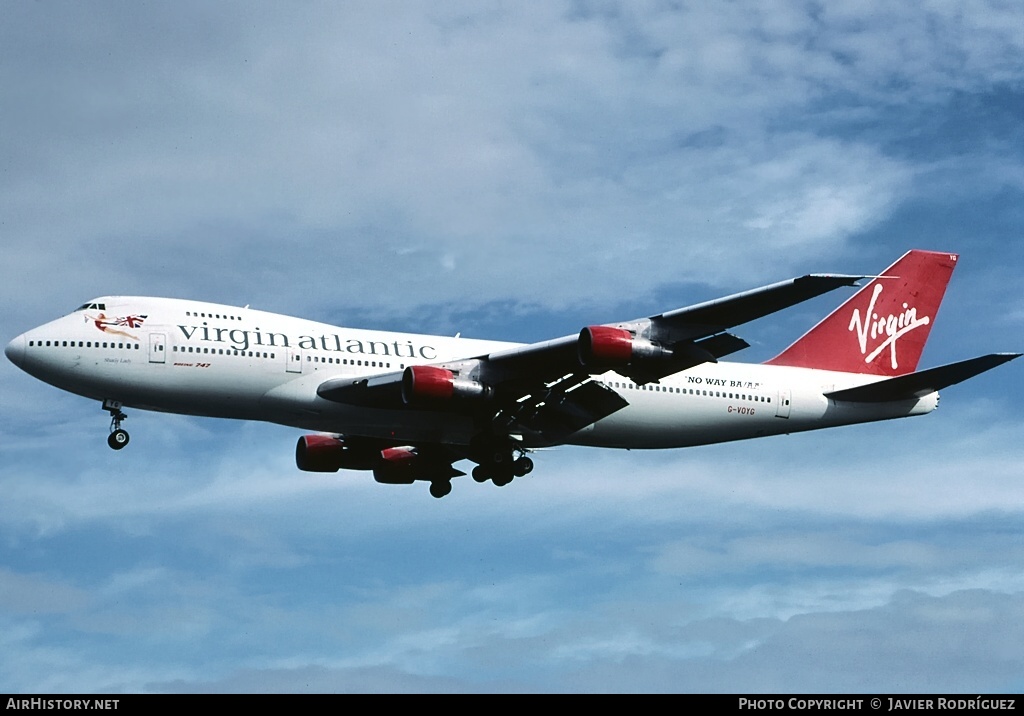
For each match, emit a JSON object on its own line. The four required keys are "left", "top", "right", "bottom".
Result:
{"left": 317, "top": 272, "right": 864, "bottom": 441}
{"left": 316, "top": 365, "right": 630, "bottom": 444}
{"left": 479, "top": 273, "right": 865, "bottom": 384}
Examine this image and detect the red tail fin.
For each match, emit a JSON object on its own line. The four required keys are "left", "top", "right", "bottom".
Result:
{"left": 765, "top": 250, "right": 958, "bottom": 376}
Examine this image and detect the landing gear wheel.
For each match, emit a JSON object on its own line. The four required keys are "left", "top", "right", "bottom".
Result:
{"left": 107, "top": 429, "right": 130, "bottom": 450}
{"left": 429, "top": 481, "right": 452, "bottom": 499}
{"left": 469, "top": 435, "right": 531, "bottom": 486}
{"left": 512, "top": 456, "right": 534, "bottom": 477}
{"left": 492, "top": 469, "right": 514, "bottom": 487}
{"left": 104, "top": 401, "right": 130, "bottom": 450}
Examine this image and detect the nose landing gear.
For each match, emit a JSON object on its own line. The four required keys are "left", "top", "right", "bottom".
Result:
{"left": 103, "top": 399, "right": 129, "bottom": 450}
{"left": 108, "top": 428, "right": 129, "bottom": 450}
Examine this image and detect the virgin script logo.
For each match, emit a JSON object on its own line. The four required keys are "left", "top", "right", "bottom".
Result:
{"left": 848, "top": 284, "right": 930, "bottom": 370}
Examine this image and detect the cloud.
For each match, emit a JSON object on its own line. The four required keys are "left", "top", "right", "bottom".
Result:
{"left": 138, "top": 587, "right": 1024, "bottom": 693}
{"left": 3, "top": 2, "right": 1021, "bottom": 322}
{"left": 0, "top": 569, "right": 88, "bottom": 615}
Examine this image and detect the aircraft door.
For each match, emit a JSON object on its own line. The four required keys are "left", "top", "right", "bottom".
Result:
{"left": 775, "top": 388, "right": 791, "bottom": 418}
{"left": 149, "top": 333, "right": 167, "bottom": 364}
{"left": 286, "top": 347, "right": 303, "bottom": 373}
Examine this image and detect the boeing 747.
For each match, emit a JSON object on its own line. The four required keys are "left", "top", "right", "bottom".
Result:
{"left": 6, "top": 250, "right": 1018, "bottom": 497}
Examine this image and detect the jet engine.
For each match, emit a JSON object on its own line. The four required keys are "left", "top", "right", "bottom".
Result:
{"left": 295, "top": 434, "right": 380, "bottom": 472}
{"left": 401, "top": 365, "right": 492, "bottom": 405}
{"left": 372, "top": 446, "right": 462, "bottom": 485}
{"left": 372, "top": 446, "right": 420, "bottom": 484}
{"left": 577, "top": 326, "right": 676, "bottom": 368}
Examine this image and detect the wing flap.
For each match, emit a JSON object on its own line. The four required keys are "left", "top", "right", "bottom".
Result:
{"left": 623, "top": 332, "right": 751, "bottom": 384}
{"left": 493, "top": 375, "right": 630, "bottom": 444}
{"left": 825, "top": 353, "right": 1020, "bottom": 402}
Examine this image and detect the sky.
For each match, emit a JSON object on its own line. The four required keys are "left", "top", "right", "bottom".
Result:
{"left": 1, "top": 0, "right": 1022, "bottom": 694}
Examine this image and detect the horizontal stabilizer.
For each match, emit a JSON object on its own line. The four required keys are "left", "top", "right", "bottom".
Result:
{"left": 825, "top": 353, "right": 1021, "bottom": 403}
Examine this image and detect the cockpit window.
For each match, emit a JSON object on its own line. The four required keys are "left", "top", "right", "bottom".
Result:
{"left": 75, "top": 302, "right": 106, "bottom": 311}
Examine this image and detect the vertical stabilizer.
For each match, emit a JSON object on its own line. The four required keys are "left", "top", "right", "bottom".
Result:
{"left": 765, "top": 250, "right": 958, "bottom": 376}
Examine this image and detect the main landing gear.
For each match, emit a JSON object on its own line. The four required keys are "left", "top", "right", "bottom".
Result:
{"left": 427, "top": 454, "right": 531, "bottom": 497}
{"left": 429, "top": 480, "right": 453, "bottom": 499}
{"left": 103, "top": 399, "right": 129, "bottom": 450}
{"left": 470, "top": 441, "right": 534, "bottom": 488}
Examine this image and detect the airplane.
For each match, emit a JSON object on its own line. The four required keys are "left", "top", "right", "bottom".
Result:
{"left": 5, "top": 250, "right": 1019, "bottom": 498}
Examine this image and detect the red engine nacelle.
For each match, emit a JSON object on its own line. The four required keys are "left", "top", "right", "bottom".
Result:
{"left": 373, "top": 446, "right": 422, "bottom": 484}
{"left": 578, "top": 326, "right": 675, "bottom": 367}
{"left": 297, "top": 437, "right": 457, "bottom": 487}
{"left": 380, "top": 445, "right": 417, "bottom": 465}
{"left": 401, "top": 364, "right": 491, "bottom": 405}
{"left": 295, "top": 434, "right": 379, "bottom": 473}
{"left": 373, "top": 446, "right": 464, "bottom": 485}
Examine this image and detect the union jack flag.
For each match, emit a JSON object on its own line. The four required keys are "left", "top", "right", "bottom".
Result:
{"left": 114, "top": 315, "right": 148, "bottom": 328}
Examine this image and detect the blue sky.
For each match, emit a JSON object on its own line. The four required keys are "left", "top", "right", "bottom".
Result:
{"left": 1, "top": 1, "right": 1022, "bottom": 693}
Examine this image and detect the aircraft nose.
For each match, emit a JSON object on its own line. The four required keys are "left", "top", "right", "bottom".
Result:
{"left": 5, "top": 333, "right": 26, "bottom": 369}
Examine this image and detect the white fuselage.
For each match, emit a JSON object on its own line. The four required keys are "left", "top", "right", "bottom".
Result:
{"left": 6, "top": 296, "right": 938, "bottom": 450}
